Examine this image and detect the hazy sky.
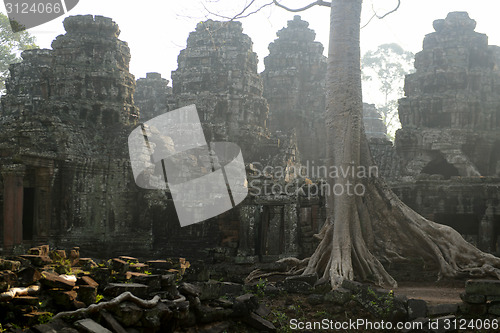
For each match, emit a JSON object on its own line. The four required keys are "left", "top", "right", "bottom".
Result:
{"left": 2, "top": 0, "right": 500, "bottom": 90}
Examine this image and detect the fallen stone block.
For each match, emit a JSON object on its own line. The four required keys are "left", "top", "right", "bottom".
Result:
{"left": 324, "top": 287, "right": 352, "bottom": 305}
{"left": 488, "top": 302, "right": 500, "bottom": 316}
{"left": 427, "top": 303, "right": 458, "bottom": 316}
{"left": 283, "top": 279, "right": 313, "bottom": 294}
{"left": 0, "top": 258, "right": 21, "bottom": 271}
{"left": 40, "top": 271, "right": 75, "bottom": 290}
{"left": 460, "top": 292, "right": 485, "bottom": 304}
{"left": 110, "top": 259, "right": 129, "bottom": 274}
{"left": 77, "top": 285, "right": 97, "bottom": 306}
{"left": 178, "top": 282, "right": 201, "bottom": 297}
{"left": 233, "top": 294, "right": 259, "bottom": 315}
{"left": 17, "top": 267, "right": 42, "bottom": 287}
{"left": 103, "top": 283, "right": 148, "bottom": 299}
{"left": 100, "top": 310, "right": 127, "bottom": 333}
{"left": 75, "top": 318, "right": 112, "bottom": 333}
{"left": 407, "top": 299, "right": 427, "bottom": 320}
{"left": 465, "top": 279, "right": 500, "bottom": 296}
{"left": 132, "top": 274, "right": 161, "bottom": 292}
{"left": 79, "top": 276, "right": 99, "bottom": 288}
{"left": 146, "top": 260, "right": 173, "bottom": 270}
{"left": 242, "top": 312, "right": 276, "bottom": 332}
{"left": 20, "top": 255, "right": 53, "bottom": 267}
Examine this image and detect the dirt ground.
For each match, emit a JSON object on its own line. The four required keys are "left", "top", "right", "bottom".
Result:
{"left": 394, "top": 280, "right": 465, "bottom": 305}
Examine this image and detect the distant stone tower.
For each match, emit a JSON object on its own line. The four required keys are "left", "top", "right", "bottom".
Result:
{"left": 171, "top": 20, "right": 271, "bottom": 162}
{"left": 135, "top": 72, "right": 172, "bottom": 121}
{"left": 262, "top": 15, "right": 327, "bottom": 165}
{"left": 396, "top": 12, "right": 500, "bottom": 178}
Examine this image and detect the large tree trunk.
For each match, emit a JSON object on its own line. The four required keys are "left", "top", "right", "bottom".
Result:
{"left": 303, "top": 0, "right": 500, "bottom": 288}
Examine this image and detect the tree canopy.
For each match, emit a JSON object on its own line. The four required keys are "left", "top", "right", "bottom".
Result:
{"left": 0, "top": 13, "right": 37, "bottom": 93}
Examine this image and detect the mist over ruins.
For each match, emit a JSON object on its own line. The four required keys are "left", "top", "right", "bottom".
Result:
{"left": 1, "top": 9, "right": 500, "bottom": 332}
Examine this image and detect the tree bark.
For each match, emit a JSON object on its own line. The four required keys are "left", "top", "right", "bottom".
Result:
{"left": 303, "top": 0, "right": 500, "bottom": 288}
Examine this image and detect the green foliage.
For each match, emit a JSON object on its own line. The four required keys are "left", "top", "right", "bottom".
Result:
{"left": 255, "top": 278, "right": 267, "bottom": 297}
{"left": 0, "top": 13, "right": 37, "bottom": 93}
{"left": 362, "top": 43, "right": 414, "bottom": 139}
{"left": 366, "top": 287, "right": 395, "bottom": 319}
{"left": 96, "top": 294, "right": 104, "bottom": 303}
{"left": 52, "top": 252, "right": 73, "bottom": 275}
{"left": 270, "top": 310, "right": 291, "bottom": 333}
{"left": 37, "top": 312, "right": 53, "bottom": 325}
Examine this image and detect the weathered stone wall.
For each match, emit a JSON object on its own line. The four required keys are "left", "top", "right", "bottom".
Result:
{"left": 396, "top": 12, "right": 500, "bottom": 178}
{"left": 0, "top": 15, "right": 152, "bottom": 256}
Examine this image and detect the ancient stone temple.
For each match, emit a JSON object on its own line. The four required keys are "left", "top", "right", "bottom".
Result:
{"left": 392, "top": 12, "right": 500, "bottom": 253}
{"left": 397, "top": 11, "right": 500, "bottom": 178}
{"left": 134, "top": 72, "right": 172, "bottom": 121}
{"left": 262, "top": 15, "right": 327, "bottom": 165}
{"left": 171, "top": 20, "right": 273, "bottom": 163}
{"left": 0, "top": 15, "right": 152, "bottom": 255}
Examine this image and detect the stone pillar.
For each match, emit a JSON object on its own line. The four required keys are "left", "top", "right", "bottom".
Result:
{"left": 284, "top": 203, "right": 299, "bottom": 256}
{"left": 1, "top": 165, "right": 25, "bottom": 251}
{"left": 236, "top": 205, "right": 258, "bottom": 263}
{"left": 35, "top": 167, "right": 54, "bottom": 239}
{"left": 478, "top": 205, "right": 495, "bottom": 252}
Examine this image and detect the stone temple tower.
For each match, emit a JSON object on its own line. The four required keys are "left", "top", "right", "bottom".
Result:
{"left": 262, "top": 15, "right": 327, "bottom": 165}
{"left": 396, "top": 12, "right": 500, "bottom": 178}
{"left": 171, "top": 20, "right": 272, "bottom": 163}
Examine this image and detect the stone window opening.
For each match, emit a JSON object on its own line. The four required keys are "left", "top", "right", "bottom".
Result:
{"left": 421, "top": 156, "right": 460, "bottom": 179}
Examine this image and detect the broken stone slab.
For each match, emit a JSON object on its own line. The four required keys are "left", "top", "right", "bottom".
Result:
{"left": 242, "top": 312, "right": 276, "bottom": 332}
{"left": 0, "top": 270, "right": 17, "bottom": 292}
{"left": 324, "top": 287, "right": 352, "bottom": 305}
{"left": 40, "top": 271, "right": 75, "bottom": 290}
{"left": 178, "top": 282, "right": 201, "bottom": 297}
{"left": 77, "top": 285, "right": 97, "bottom": 306}
{"left": 465, "top": 279, "right": 500, "bottom": 296}
{"left": 20, "top": 255, "right": 53, "bottom": 267}
{"left": 459, "top": 302, "right": 487, "bottom": 316}
{"left": 79, "top": 276, "right": 99, "bottom": 288}
{"left": 340, "top": 279, "right": 366, "bottom": 294}
{"left": 142, "top": 302, "right": 173, "bottom": 328}
{"left": 49, "top": 250, "right": 67, "bottom": 261}
{"left": 407, "top": 299, "right": 427, "bottom": 320}
{"left": 28, "top": 245, "right": 49, "bottom": 257}
{"left": 103, "top": 283, "right": 149, "bottom": 299}
{"left": 160, "top": 274, "right": 176, "bottom": 289}
{"left": 307, "top": 294, "right": 324, "bottom": 305}
{"left": 488, "top": 302, "right": 500, "bottom": 316}
{"left": 233, "top": 294, "right": 259, "bottom": 315}
{"left": 100, "top": 310, "right": 127, "bottom": 333}
{"left": 196, "top": 305, "right": 233, "bottom": 324}
{"left": 283, "top": 279, "right": 313, "bottom": 294}
{"left": 129, "top": 263, "right": 149, "bottom": 272}
{"left": 111, "top": 301, "right": 144, "bottom": 327}
{"left": 132, "top": 274, "right": 161, "bottom": 292}
{"left": 46, "top": 289, "right": 77, "bottom": 309}
{"left": 75, "top": 318, "right": 112, "bottom": 333}
{"left": 146, "top": 260, "right": 174, "bottom": 270}
{"left": 17, "top": 267, "right": 42, "bottom": 287}
{"left": 12, "top": 295, "right": 40, "bottom": 306}
{"left": 0, "top": 258, "right": 21, "bottom": 271}
{"left": 118, "top": 256, "right": 138, "bottom": 263}
{"left": 78, "top": 258, "right": 98, "bottom": 270}
{"left": 460, "top": 292, "right": 485, "bottom": 304}
{"left": 427, "top": 303, "right": 459, "bottom": 316}
{"left": 110, "top": 259, "right": 129, "bottom": 274}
